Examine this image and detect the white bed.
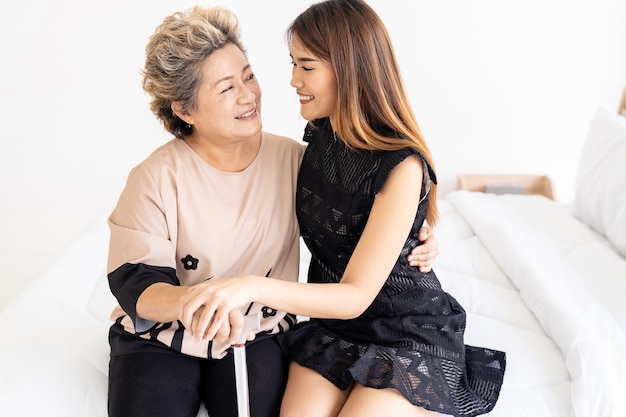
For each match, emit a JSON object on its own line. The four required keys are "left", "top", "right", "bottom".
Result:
{"left": 0, "top": 105, "right": 624, "bottom": 417}
{"left": 434, "top": 191, "right": 626, "bottom": 417}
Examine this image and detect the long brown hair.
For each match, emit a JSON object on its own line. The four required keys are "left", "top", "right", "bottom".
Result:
{"left": 287, "top": 0, "right": 438, "bottom": 225}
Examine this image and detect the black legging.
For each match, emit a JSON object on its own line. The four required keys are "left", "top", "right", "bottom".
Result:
{"left": 108, "top": 336, "right": 288, "bottom": 417}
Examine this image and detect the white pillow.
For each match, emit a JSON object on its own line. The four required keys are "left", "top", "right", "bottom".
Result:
{"left": 573, "top": 106, "right": 626, "bottom": 257}
{"left": 0, "top": 348, "right": 108, "bottom": 416}
{"left": 86, "top": 268, "right": 118, "bottom": 324}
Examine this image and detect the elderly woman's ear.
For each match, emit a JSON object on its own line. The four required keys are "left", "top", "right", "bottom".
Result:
{"left": 171, "top": 102, "right": 193, "bottom": 125}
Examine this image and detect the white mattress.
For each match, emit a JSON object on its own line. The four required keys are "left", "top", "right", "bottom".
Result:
{"left": 430, "top": 191, "right": 626, "bottom": 417}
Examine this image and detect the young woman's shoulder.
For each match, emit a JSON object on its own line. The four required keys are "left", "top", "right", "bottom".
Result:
{"left": 372, "top": 147, "right": 423, "bottom": 193}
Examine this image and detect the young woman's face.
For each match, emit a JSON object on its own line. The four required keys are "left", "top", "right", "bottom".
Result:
{"left": 183, "top": 43, "right": 262, "bottom": 142}
{"left": 289, "top": 36, "right": 338, "bottom": 122}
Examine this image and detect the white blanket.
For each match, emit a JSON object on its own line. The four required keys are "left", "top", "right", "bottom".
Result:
{"left": 436, "top": 191, "right": 626, "bottom": 417}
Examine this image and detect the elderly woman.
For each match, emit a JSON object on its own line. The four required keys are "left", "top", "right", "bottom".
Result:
{"left": 106, "top": 5, "right": 439, "bottom": 417}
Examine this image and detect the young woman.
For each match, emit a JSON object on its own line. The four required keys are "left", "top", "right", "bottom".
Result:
{"left": 182, "top": 1, "right": 505, "bottom": 416}
{"left": 182, "top": 1, "right": 505, "bottom": 417}
{"left": 106, "top": 4, "right": 439, "bottom": 417}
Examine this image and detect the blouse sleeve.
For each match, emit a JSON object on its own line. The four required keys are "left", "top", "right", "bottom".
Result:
{"left": 107, "top": 163, "right": 179, "bottom": 333}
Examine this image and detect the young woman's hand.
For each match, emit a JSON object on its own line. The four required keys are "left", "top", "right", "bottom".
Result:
{"left": 179, "top": 276, "right": 253, "bottom": 343}
{"left": 407, "top": 226, "right": 439, "bottom": 272}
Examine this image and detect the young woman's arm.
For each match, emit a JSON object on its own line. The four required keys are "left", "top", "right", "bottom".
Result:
{"left": 181, "top": 154, "right": 424, "bottom": 341}
{"left": 137, "top": 283, "right": 245, "bottom": 343}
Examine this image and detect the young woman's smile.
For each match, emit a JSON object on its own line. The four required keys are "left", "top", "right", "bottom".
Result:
{"left": 289, "top": 36, "right": 337, "bottom": 121}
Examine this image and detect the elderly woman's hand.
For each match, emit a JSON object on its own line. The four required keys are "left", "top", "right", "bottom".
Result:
{"left": 209, "top": 308, "right": 256, "bottom": 345}
{"left": 407, "top": 226, "right": 439, "bottom": 272}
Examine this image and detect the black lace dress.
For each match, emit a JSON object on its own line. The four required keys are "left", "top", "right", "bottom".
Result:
{"left": 278, "top": 119, "right": 505, "bottom": 417}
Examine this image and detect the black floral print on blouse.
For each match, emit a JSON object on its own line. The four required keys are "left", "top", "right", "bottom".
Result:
{"left": 181, "top": 254, "right": 199, "bottom": 270}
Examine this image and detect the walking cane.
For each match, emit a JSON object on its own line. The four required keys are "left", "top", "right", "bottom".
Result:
{"left": 233, "top": 268, "right": 269, "bottom": 417}
{"left": 233, "top": 313, "right": 260, "bottom": 417}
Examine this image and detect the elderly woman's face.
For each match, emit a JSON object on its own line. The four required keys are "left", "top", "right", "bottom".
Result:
{"left": 188, "top": 43, "right": 262, "bottom": 142}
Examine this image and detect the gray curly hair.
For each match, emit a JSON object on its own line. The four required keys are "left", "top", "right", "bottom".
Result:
{"left": 142, "top": 6, "right": 245, "bottom": 138}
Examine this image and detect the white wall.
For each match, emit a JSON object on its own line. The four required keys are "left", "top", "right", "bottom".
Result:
{"left": 1, "top": 0, "right": 625, "bottom": 305}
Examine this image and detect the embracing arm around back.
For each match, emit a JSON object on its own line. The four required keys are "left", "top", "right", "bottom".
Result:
{"left": 180, "top": 154, "right": 425, "bottom": 341}
{"left": 409, "top": 226, "right": 439, "bottom": 271}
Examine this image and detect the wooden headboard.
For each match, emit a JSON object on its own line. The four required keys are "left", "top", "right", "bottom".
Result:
{"left": 620, "top": 87, "right": 626, "bottom": 116}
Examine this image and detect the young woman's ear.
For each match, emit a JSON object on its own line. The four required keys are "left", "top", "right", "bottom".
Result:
{"left": 171, "top": 102, "right": 193, "bottom": 125}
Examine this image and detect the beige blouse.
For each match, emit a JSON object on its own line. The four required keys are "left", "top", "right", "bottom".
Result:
{"left": 107, "top": 132, "right": 304, "bottom": 359}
